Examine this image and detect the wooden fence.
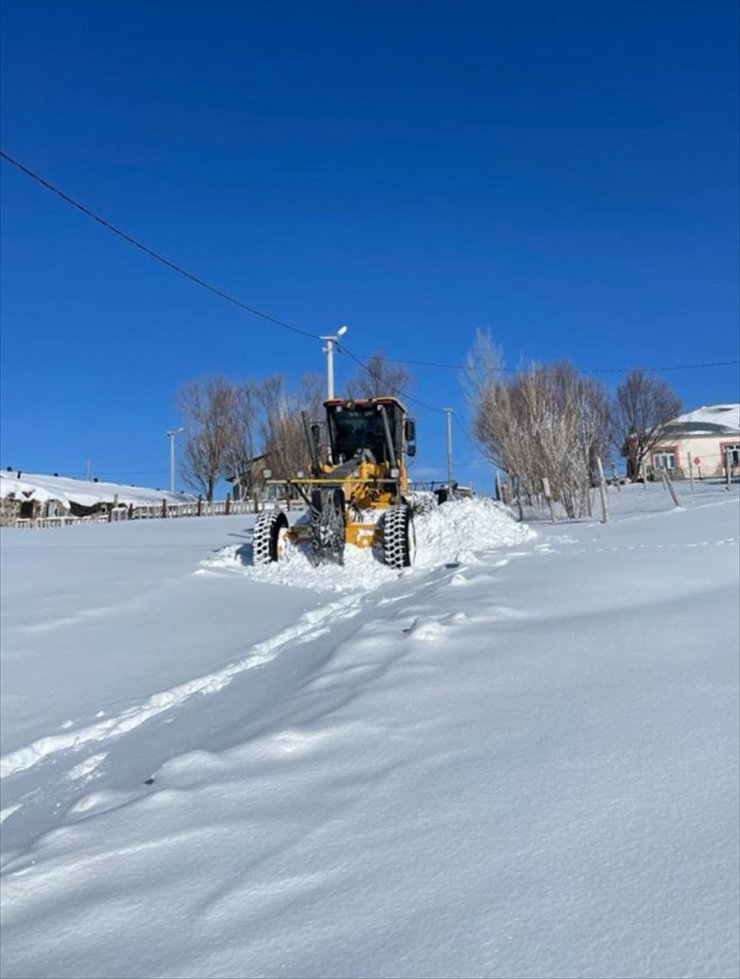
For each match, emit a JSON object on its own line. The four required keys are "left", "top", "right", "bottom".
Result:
{"left": 10, "top": 496, "right": 304, "bottom": 530}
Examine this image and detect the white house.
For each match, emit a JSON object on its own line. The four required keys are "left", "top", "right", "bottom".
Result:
{"left": 650, "top": 404, "right": 740, "bottom": 479}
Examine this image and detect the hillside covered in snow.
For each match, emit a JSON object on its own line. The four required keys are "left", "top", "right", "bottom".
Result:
{"left": 1, "top": 486, "right": 738, "bottom": 978}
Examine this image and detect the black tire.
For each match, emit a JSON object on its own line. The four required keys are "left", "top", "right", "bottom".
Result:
{"left": 383, "top": 504, "right": 414, "bottom": 569}
{"left": 253, "top": 509, "right": 289, "bottom": 564}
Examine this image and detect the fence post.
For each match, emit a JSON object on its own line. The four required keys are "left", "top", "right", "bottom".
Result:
{"left": 596, "top": 457, "right": 609, "bottom": 524}
{"left": 661, "top": 468, "right": 680, "bottom": 507}
{"left": 687, "top": 454, "right": 695, "bottom": 492}
{"left": 128, "top": 504, "right": 134, "bottom": 520}
{"left": 225, "top": 492, "right": 231, "bottom": 515}
{"left": 162, "top": 498, "right": 168, "bottom": 519}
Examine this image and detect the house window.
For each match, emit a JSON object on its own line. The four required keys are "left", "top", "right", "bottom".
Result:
{"left": 653, "top": 449, "right": 677, "bottom": 470}
{"left": 722, "top": 444, "right": 740, "bottom": 467}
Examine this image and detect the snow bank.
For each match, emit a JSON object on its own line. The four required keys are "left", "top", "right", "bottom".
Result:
{"left": 1, "top": 488, "right": 738, "bottom": 979}
{"left": 204, "top": 497, "right": 536, "bottom": 592}
{"left": 0, "top": 471, "right": 195, "bottom": 509}
{"left": 1, "top": 491, "right": 737, "bottom": 979}
{"left": 414, "top": 496, "right": 535, "bottom": 567}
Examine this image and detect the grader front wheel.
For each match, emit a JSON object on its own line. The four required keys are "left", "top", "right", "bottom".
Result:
{"left": 383, "top": 504, "right": 415, "bottom": 569}
{"left": 253, "top": 509, "right": 289, "bottom": 564}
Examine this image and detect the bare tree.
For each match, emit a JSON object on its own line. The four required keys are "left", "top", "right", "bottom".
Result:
{"left": 179, "top": 376, "right": 238, "bottom": 501}
{"left": 614, "top": 370, "right": 682, "bottom": 480}
{"left": 465, "top": 329, "right": 504, "bottom": 446}
{"left": 220, "top": 380, "right": 260, "bottom": 499}
{"left": 467, "top": 334, "right": 611, "bottom": 518}
{"left": 257, "top": 373, "right": 324, "bottom": 481}
{"left": 345, "top": 352, "right": 411, "bottom": 399}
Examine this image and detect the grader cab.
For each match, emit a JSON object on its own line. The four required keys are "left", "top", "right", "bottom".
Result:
{"left": 252, "top": 397, "right": 417, "bottom": 568}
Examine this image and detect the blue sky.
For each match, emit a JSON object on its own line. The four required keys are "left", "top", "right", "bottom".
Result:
{"left": 1, "top": 0, "right": 738, "bottom": 491}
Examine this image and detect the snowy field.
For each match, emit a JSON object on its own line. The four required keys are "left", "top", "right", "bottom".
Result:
{"left": 1, "top": 483, "right": 738, "bottom": 979}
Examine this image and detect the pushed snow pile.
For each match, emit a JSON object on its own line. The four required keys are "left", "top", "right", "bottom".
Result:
{"left": 414, "top": 496, "right": 536, "bottom": 568}
{"left": 205, "top": 536, "right": 398, "bottom": 593}
{"left": 204, "top": 498, "right": 535, "bottom": 592}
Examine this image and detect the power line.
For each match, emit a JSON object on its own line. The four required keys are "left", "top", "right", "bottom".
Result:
{"left": 338, "top": 343, "right": 446, "bottom": 414}
{"left": 0, "top": 150, "right": 321, "bottom": 342}
{"left": 0, "top": 151, "right": 456, "bottom": 415}
{"left": 3, "top": 150, "right": 737, "bottom": 385}
{"left": 453, "top": 412, "right": 486, "bottom": 459}
{"left": 350, "top": 352, "right": 740, "bottom": 376}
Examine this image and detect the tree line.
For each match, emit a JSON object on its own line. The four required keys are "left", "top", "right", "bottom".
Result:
{"left": 178, "top": 335, "right": 682, "bottom": 508}
{"left": 178, "top": 354, "right": 410, "bottom": 500}
{"left": 466, "top": 331, "right": 682, "bottom": 517}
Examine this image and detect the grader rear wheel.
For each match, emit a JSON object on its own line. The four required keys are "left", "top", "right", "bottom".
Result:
{"left": 252, "top": 509, "right": 289, "bottom": 564}
{"left": 383, "top": 504, "right": 415, "bottom": 569}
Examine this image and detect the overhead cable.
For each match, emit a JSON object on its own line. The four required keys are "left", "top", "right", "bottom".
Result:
{"left": 0, "top": 150, "right": 321, "bottom": 341}
{"left": 338, "top": 343, "right": 446, "bottom": 414}
{"left": 351, "top": 352, "right": 740, "bottom": 376}
{"left": 2, "top": 150, "right": 737, "bottom": 379}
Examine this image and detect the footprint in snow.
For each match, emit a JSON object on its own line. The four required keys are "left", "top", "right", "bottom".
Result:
{"left": 404, "top": 619, "right": 445, "bottom": 641}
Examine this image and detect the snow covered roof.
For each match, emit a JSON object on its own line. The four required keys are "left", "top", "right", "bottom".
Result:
{"left": 0, "top": 471, "right": 196, "bottom": 509}
{"left": 662, "top": 404, "right": 740, "bottom": 436}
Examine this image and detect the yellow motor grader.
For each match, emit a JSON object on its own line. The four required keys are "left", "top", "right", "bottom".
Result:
{"left": 252, "top": 396, "right": 417, "bottom": 568}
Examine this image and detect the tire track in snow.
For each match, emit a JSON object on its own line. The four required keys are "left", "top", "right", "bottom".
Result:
{"left": 0, "top": 596, "right": 362, "bottom": 780}
{"left": 1, "top": 499, "right": 535, "bottom": 782}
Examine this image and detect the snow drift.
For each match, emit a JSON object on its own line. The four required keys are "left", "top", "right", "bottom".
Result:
{"left": 203, "top": 496, "right": 537, "bottom": 593}
{"left": 1, "top": 486, "right": 738, "bottom": 979}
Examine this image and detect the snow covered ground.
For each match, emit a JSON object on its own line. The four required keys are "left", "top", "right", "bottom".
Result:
{"left": 1, "top": 483, "right": 738, "bottom": 978}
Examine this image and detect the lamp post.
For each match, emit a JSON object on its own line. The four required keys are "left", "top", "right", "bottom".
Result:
{"left": 320, "top": 325, "right": 348, "bottom": 399}
{"left": 444, "top": 408, "right": 454, "bottom": 499}
{"left": 166, "top": 428, "right": 184, "bottom": 494}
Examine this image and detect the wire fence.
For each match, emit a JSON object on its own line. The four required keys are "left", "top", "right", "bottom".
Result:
{"left": 6, "top": 496, "right": 304, "bottom": 530}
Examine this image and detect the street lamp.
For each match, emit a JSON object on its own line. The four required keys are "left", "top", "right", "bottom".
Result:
{"left": 320, "top": 324, "right": 348, "bottom": 399}
{"left": 444, "top": 408, "right": 454, "bottom": 500}
{"left": 166, "top": 428, "right": 184, "bottom": 494}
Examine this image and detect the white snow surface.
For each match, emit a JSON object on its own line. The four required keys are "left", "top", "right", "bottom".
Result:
{"left": 668, "top": 403, "right": 740, "bottom": 433}
{"left": 0, "top": 471, "right": 194, "bottom": 508}
{"left": 204, "top": 497, "right": 535, "bottom": 594}
{"left": 1, "top": 488, "right": 738, "bottom": 978}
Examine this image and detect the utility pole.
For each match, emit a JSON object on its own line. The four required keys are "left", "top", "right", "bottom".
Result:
{"left": 166, "top": 428, "right": 184, "bottom": 494}
{"left": 320, "top": 325, "right": 348, "bottom": 399}
{"left": 444, "top": 408, "right": 454, "bottom": 500}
